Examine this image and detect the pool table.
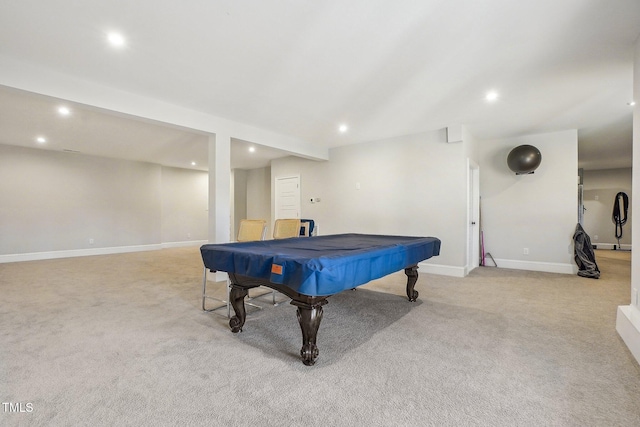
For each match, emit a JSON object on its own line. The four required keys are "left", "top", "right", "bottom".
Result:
{"left": 200, "top": 233, "right": 441, "bottom": 365}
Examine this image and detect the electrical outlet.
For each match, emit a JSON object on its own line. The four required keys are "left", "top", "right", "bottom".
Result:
{"left": 594, "top": 235, "right": 598, "bottom": 240}
{"left": 89, "top": 238, "right": 94, "bottom": 245}
{"left": 523, "top": 248, "right": 529, "bottom": 255}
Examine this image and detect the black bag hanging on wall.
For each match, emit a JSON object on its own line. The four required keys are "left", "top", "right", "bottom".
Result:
{"left": 573, "top": 223, "right": 600, "bottom": 279}
{"left": 612, "top": 192, "right": 629, "bottom": 247}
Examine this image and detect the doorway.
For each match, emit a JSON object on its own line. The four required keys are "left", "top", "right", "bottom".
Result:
{"left": 275, "top": 175, "right": 301, "bottom": 220}
{"left": 467, "top": 160, "right": 480, "bottom": 274}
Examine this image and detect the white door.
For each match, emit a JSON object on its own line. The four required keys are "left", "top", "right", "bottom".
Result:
{"left": 275, "top": 176, "right": 300, "bottom": 219}
{"left": 466, "top": 160, "right": 480, "bottom": 274}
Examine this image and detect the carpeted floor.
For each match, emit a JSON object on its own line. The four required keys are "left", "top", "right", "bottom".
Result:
{"left": 0, "top": 247, "right": 639, "bottom": 426}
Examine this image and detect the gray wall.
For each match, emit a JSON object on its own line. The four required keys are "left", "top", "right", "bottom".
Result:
{"left": 2, "top": 127, "right": 580, "bottom": 276}
{"left": 615, "top": 27, "right": 639, "bottom": 365}
{"left": 473, "top": 130, "right": 578, "bottom": 272}
{"left": 229, "top": 167, "right": 271, "bottom": 239}
{"left": 160, "top": 165, "right": 209, "bottom": 243}
{"left": 633, "top": 30, "right": 640, "bottom": 310}
{"left": 246, "top": 167, "right": 271, "bottom": 235}
{"left": 271, "top": 129, "right": 469, "bottom": 270}
{"left": 270, "top": 128, "right": 578, "bottom": 274}
{"left": 583, "top": 168, "right": 632, "bottom": 248}
{"left": 232, "top": 169, "right": 248, "bottom": 239}
{"left": 0, "top": 144, "right": 207, "bottom": 259}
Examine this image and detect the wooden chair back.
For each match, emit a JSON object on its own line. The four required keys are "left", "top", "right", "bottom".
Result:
{"left": 273, "top": 219, "right": 301, "bottom": 239}
{"left": 237, "top": 219, "right": 267, "bottom": 242}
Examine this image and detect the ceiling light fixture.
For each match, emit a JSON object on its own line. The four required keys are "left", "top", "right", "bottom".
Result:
{"left": 191, "top": 161, "right": 197, "bottom": 166}
{"left": 338, "top": 124, "right": 348, "bottom": 133}
{"left": 107, "top": 32, "right": 126, "bottom": 47}
{"left": 58, "top": 106, "right": 71, "bottom": 116}
{"left": 629, "top": 101, "right": 636, "bottom": 106}
{"left": 485, "top": 91, "right": 499, "bottom": 102}
{"left": 249, "top": 146, "right": 256, "bottom": 153}
{"left": 36, "top": 136, "right": 46, "bottom": 144}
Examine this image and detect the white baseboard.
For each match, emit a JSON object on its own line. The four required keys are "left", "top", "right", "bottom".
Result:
{"left": 419, "top": 259, "right": 575, "bottom": 278}
{"left": 616, "top": 305, "right": 640, "bottom": 365}
{"left": 162, "top": 240, "right": 208, "bottom": 249}
{"left": 419, "top": 262, "right": 466, "bottom": 278}
{"left": 0, "top": 244, "right": 575, "bottom": 280}
{"left": 492, "top": 258, "right": 576, "bottom": 275}
{"left": 0, "top": 240, "right": 206, "bottom": 264}
{"left": 593, "top": 243, "right": 632, "bottom": 251}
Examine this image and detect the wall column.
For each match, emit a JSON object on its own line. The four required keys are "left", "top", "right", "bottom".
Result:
{"left": 615, "top": 34, "right": 640, "bottom": 364}
{"left": 208, "top": 133, "right": 231, "bottom": 244}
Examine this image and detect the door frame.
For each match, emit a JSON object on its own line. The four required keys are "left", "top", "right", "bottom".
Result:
{"left": 466, "top": 159, "right": 480, "bottom": 275}
{"left": 274, "top": 175, "right": 301, "bottom": 220}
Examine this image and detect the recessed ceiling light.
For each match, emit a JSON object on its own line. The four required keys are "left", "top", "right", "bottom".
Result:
{"left": 629, "top": 101, "right": 636, "bottom": 106}
{"left": 36, "top": 136, "right": 46, "bottom": 144}
{"left": 191, "top": 161, "right": 197, "bottom": 166}
{"left": 107, "top": 32, "right": 126, "bottom": 47}
{"left": 248, "top": 146, "right": 256, "bottom": 153}
{"left": 485, "top": 91, "right": 499, "bottom": 102}
{"left": 58, "top": 106, "right": 70, "bottom": 116}
{"left": 338, "top": 124, "right": 348, "bottom": 133}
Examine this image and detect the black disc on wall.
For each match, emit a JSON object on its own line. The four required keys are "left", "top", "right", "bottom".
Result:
{"left": 507, "top": 145, "right": 542, "bottom": 174}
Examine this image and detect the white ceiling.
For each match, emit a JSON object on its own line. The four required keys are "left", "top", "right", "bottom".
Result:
{"left": 0, "top": 85, "right": 288, "bottom": 171}
{"left": 0, "top": 0, "right": 639, "bottom": 170}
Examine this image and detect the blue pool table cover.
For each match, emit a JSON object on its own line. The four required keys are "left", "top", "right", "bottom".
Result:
{"left": 200, "top": 233, "right": 441, "bottom": 297}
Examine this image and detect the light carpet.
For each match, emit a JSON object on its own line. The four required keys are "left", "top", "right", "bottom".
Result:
{"left": 0, "top": 247, "right": 639, "bottom": 426}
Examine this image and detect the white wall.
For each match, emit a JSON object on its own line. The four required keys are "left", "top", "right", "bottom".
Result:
{"left": 270, "top": 128, "right": 577, "bottom": 275}
{"left": 232, "top": 169, "right": 248, "bottom": 238}
{"left": 633, "top": 34, "right": 640, "bottom": 314}
{"left": 583, "top": 168, "right": 632, "bottom": 248}
{"left": 271, "top": 129, "right": 469, "bottom": 274}
{"left": 229, "top": 166, "right": 271, "bottom": 238}
{"left": 161, "top": 166, "right": 208, "bottom": 243}
{"left": 616, "top": 34, "right": 640, "bottom": 365}
{"left": 0, "top": 144, "right": 207, "bottom": 261}
{"left": 246, "top": 167, "right": 272, "bottom": 233}
{"left": 1, "top": 55, "right": 328, "bottom": 253}
{"left": 473, "top": 130, "right": 578, "bottom": 273}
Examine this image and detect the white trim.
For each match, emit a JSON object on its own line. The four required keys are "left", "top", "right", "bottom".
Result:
{"left": 162, "top": 240, "right": 208, "bottom": 249}
{"left": 0, "top": 240, "right": 206, "bottom": 264}
{"left": 466, "top": 158, "right": 480, "bottom": 274}
{"left": 492, "top": 258, "right": 576, "bottom": 274}
{"left": 419, "top": 262, "right": 466, "bottom": 278}
{"left": 592, "top": 243, "right": 632, "bottom": 251}
{"left": 0, "top": 244, "right": 161, "bottom": 263}
{"left": 616, "top": 305, "right": 640, "bottom": 365}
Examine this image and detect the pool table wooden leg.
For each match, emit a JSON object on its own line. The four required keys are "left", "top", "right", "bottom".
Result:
{"left": 404, "top": 265, "right": 419, "bottom": 302}
{"left": 292, "top": 300, "right": 327, "bottom": 366}
{"left": 229, "top": 285, "right": 249, "bottom": 333}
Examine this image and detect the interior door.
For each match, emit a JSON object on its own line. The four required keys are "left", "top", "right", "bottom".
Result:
{"left": 275, "top": 176, "right": 300, "bottom": 219}
{"left": 467, "top": 161, "right": 480, "bottom": 274}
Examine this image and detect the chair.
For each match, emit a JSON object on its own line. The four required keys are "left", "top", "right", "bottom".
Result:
{"left": 252, "top": 218, "right": 301, "bottom": 306}
{"left": 273, "top": 218, "right": 301, "bottom": 239}
{"left": 299, "top": 219, "right": 315, "bottom": 237}
{"left": 202, "top": 219, "right": 267, "bottom": 317}
{"left": 237, "top": 219, "right": 268, "bottom": 242}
